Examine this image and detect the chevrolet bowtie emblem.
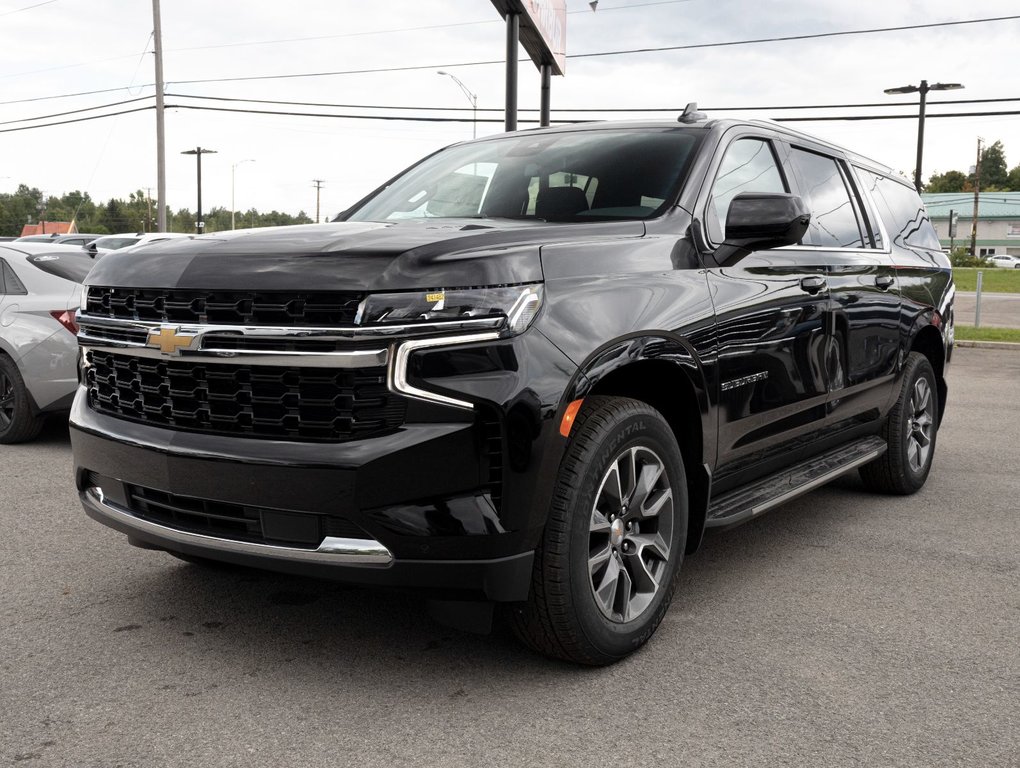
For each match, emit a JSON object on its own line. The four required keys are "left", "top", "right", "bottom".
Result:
{"left": 147, "top": 326, "right": 198, "bottom": 355}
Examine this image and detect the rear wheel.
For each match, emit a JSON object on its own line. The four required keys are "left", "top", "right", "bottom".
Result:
{"left": 0, "top": 356, "right": 44, "bottom": 445}
{"left": 510, "top": 396, "right": 688, "bottom": 665}
{"left": 860, "top": 351, "right": 939, "bottom": 494}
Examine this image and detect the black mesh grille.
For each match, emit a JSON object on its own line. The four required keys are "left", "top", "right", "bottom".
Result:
{"left": 125, "top": 485, "right": 368, "bottom": 548}
{"left": 85, "top": 287, "right": 365, "bottom": 326}
{"left": 85, "top": 350, "right": 406, "bottom": 442}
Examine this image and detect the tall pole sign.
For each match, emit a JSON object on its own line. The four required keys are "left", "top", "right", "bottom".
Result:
{"left": 490, "top": 0, "right": 567, "bottom": 131}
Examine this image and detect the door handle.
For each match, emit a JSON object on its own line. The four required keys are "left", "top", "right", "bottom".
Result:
{"left": 875, "top": 274, "right": 896, "bottom": 291}
{"left": 800, "top": 275, "right": 827, "bottom": 294}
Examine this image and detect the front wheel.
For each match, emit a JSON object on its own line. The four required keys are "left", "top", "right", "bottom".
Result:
{"left": 509, "top": 396, "right": 688, "bottom": 665}
{"left": 860, "top": 351, "right": 940, "bottom": 494}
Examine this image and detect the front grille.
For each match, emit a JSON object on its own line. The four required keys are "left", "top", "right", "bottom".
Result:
{"left": 85, "top": 287, "right": 365, "bottom": 326}
{"left": 125, "top": 484, "right": 368, "bottom": 548}
{"left": 85, "top": 350, "right": 406, "bottom": 442}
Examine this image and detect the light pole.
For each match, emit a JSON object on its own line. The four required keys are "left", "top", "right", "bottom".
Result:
{"left": 884, "top": 79, "right": 963, "bottom": 192}
{"left": 231, "top": 159, "right": 255, "bottom": 230}
{"left": 437, "top": 70, "right": 478, "bottom": 139}
{"left": 181, "top": 147, "right": 217, "bottom": 234}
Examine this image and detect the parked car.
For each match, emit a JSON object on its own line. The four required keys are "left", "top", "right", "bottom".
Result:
{"left": 988, "top": 254, "right": 1020, "bottom": 268}
{"left": 71, "top": 116, "right": 953, "bottom": 664}
{"left": 15, "top": 233, "right": 102, "bottom": 247}
{"left": 0, "top": 243, "right": 93, "bottom": 443}
{"left": 86, "top": 232, "right": 189, "bottom": 258}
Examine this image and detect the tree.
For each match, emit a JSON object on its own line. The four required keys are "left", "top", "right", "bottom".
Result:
{"left": 1007, "top": 165, "right": 1020, "bottom": 191}
{"left": 925, "top": 170, "right": 968, "bottom": 193}
{"left": 974, "top": 140, "right": 1008, "bottom": 189}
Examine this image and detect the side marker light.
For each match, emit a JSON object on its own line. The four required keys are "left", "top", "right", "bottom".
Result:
{"left": 559, "top": 398, "right": 585, "bottom": 438}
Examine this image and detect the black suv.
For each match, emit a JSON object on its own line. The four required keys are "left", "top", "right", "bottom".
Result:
{"left": 71, "top": 118, "right": 953, "bottom": 664}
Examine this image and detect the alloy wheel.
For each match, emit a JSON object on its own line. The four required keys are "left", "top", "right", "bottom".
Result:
{"left": 907, "top": 377, "right": 934, "bottom": 473}
{"left": 588, "top": 445, "right": 674, "bottom": 623}
{"left": 0, "top": 371, "right": 14, "bottom": 431}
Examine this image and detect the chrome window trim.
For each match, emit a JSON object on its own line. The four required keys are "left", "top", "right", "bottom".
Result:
{"left": 84, "top": 487, "right": 394, "bottom": 566}
{"left": 389, "top": 331, "right": 502, "bottom": 410}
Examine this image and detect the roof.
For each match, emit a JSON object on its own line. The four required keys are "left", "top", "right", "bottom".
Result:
{"left": 19, "top": 222, "right": 78, "bottom": 236}
{"left": 922, "top": 192, "right": 1020, "bottom": 219}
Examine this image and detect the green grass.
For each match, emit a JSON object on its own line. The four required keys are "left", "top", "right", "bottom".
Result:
{"left": 954, "top": 325, "right": 1020, "bottom": 343}
{"left": 951, "top": 268, "right": 1020, "bottom": 293}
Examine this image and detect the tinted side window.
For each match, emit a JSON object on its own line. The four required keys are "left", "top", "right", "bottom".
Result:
{"left": 789, "top": 148, "right": 864, "bottom": 248}
{"left": 707, "top": 138, "right": 787, "bottom": 243}
{"left": 1, "top": 260, "right": 27, "bottom": 295}
{"left": 860, "top": 170, "right": 943, "bottom": 251}
{"left": 26, "top": 252, "right": 93, "bottom": 283}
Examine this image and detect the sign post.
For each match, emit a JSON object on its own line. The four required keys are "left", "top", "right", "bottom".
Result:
{"left": 490, "top": 0, "right": 567, "bottom": 131}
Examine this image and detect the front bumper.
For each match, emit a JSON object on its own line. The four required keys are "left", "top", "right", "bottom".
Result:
{"left": 70, "top": 392, "right": 536, "bottom": 601}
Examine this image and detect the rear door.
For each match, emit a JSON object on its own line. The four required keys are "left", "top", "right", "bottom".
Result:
{"left": 781, "top": 145, "right": 902, "bottom": 425}
{"left": 700, "top": 133, "right": 831, "bottom": 482}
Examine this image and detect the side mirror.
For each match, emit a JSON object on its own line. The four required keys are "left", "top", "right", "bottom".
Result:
{"left": 711, "top": 192, "right": 811, "bottom": 267}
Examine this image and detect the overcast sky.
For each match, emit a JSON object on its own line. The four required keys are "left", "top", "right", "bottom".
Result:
{"left": 2, "top": 0, "right": 1019, "bottom": 225}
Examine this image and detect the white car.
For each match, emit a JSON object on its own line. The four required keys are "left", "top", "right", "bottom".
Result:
{"left": 0, "top": 243, "right": 92, "bottom": 442}
{"left": 988, "top": 255, "right": 1020, "bottom": 268}
{"left": 86, "top": 232, "right": 191, "bottom": 259}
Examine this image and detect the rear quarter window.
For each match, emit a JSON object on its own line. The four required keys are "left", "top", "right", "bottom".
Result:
{"left": 858, "top": 170, "right": 942, "bottom": 251}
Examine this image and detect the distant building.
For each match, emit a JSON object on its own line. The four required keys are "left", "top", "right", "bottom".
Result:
{"left": 922, "top": 192, "right": 1020, "bottom": 257}
{"left": 19, "top": 221, "right": 78, "bottom": 237}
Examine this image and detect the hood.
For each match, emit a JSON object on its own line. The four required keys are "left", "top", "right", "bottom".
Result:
{"left": 84, "top": 218, "right": 645, "bottom": 291}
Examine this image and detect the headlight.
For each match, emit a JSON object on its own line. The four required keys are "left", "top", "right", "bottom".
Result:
{"left": 355, "top": 284, "right": 542, "bottom": 335}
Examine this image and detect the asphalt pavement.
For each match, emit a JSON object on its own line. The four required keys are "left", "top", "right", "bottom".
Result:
{"left": 1, "top": 348, "right": 1017, "bottom": 767}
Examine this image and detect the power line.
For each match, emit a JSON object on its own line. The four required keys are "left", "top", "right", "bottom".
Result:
{"left": 5, "top": 102, "right": 1020, "bottom": 135}
{"left": 0, "top": 106, "right": 154, "bottom": 134}
{"left": 0, "top": 85, "right": 150, "bottom": 107}
{"left": 570, "top": 14, "right": 1020, "bottom": 59}
{"left": 0, "top": 96, "right": 151, "bottom": 126}
{"left": 0, "top": 0, "right": 57, "bottom": 17}
{"left": 9, "top": 13, "right": 1020, "bottom": 100}
{"left": 165, "top": 91, "right": 1020, "bottom": 114}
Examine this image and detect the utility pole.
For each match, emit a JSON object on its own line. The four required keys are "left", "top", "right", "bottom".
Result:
{"left": 152, "top": 0, "right": 167, "bottom": 232}
{"left": 312, "top": 179, "right": 324, "bottom": 223}
{"left": 145, "top": 187, "right": 153, "bottom": 232}
{"left": 970, "top": 137, "right": 983, "bottom": 257}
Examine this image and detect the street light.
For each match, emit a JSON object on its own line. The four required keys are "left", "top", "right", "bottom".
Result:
{"left": 180, "top": 146, "right": 217, "bottom": 234}
{"left": 437, "top": 70, "right": 478, "bottom": 139}
{"left": 231, "top": 158, "right": 255, "bottom": 230}
{"left": 884, "top": 79, "right": 963, "bottom": 192}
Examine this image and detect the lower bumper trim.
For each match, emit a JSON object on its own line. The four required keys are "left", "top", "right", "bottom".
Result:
{"left": 83, "top": 486, "right": 394, "bottom": 566}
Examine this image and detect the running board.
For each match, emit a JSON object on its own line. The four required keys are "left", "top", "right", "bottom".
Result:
{"left": 705, "top": 436, "right": 887, "bottom": 529}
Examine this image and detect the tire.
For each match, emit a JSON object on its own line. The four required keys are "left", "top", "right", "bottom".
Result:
{"left": 859, "top": 351, "right": 939, "bottom": 495}
{"left": 509, "top": 396, "right": 688, "bottom": 665}
{"left": 0, "top": 355, "right": 45, "bottom": 445}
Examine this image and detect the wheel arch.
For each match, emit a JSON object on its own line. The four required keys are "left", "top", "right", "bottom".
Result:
{"left": 563, "top": 333, "right": 713, "bottom": 555}
{"left": 909, "top": 322, "right": 947, "bottom": 426}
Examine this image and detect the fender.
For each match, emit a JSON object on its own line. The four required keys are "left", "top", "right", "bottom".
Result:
{"left": 545, "top": 331, "right": 716, "bottom": 554}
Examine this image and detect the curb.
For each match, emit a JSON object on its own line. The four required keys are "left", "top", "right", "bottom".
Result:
{"left": 954, "top": 340, "right": 1020, "bottom": 351}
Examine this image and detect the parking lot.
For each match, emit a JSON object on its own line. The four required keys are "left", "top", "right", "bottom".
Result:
{"left": 1, "top": 347, "right": 1017, "bottom": 767}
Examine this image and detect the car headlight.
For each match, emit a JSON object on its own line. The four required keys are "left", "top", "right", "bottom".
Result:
{"left": 355, "top": 284, "right": 542, "bottom": 335}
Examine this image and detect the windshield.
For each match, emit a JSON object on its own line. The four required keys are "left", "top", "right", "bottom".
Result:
{"left": 346, "top": 128, "right": 703, "bottom": 223}
{"left": 94, "top": 236, "right": 140, "bottom": 250}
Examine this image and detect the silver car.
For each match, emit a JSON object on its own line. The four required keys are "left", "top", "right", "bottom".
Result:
{"left": 0, "top": 243, "right": 92, "bottom": 443}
